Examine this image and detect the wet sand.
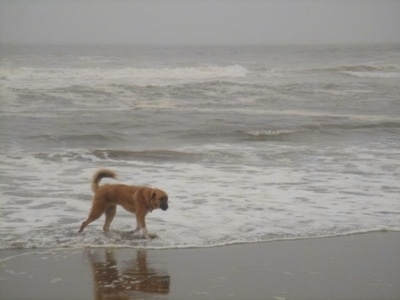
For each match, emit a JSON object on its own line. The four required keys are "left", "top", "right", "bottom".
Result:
{"left": 1, "top": 232, "right": 399, "bottom": 300}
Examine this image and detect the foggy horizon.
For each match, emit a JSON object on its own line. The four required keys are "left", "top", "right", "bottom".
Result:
{"left": 1, "top": 0, "right": 400, "bottom": 46}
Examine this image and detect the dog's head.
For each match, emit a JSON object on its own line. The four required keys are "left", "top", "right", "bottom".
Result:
{"left": 148, "top": 189, "right": 169, "bottom": 211}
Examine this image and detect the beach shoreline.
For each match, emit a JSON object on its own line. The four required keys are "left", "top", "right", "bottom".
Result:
{"left": 1, "top": 232, "right": 399, "bottom": 300}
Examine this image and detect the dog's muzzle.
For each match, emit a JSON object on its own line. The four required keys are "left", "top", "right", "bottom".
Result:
{"left": 160, "top": 201, "right": 168, "bottom": 211}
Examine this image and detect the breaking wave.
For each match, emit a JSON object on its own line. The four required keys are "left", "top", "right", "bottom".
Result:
{"left": 31, "top": 147, "right": 248, "bottom": 165}
{"left": 0, "top": 65, "right": 249, "bottom": 88}
{"left": 240, "top": 120, "right": 400, "bottom": 141}
{"left": 314, "top": 63, "right": 400, "bottom": 78}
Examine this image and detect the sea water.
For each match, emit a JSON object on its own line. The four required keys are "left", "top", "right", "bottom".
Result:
{"left": 1, "top": 44, "right": 399, "bottom": 249}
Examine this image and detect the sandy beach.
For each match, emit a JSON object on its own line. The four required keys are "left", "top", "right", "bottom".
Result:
{"left": 1, "top": 232, "right": 399, "bottom": 300}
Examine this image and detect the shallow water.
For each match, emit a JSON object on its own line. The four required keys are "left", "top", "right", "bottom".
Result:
{"left": 1, "top": 44, "right": 400, "bottom": 249}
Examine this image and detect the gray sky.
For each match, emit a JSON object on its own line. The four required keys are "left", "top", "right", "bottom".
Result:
{"left": 1, "top": 0, "right": 399, "bottom": 45}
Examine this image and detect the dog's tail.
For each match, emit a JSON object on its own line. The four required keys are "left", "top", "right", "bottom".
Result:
{"left": 91, "top": 169, "right": 117, "bottom": 192}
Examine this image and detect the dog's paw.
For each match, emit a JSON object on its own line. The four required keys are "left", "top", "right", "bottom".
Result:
{"left": 144, "top": 233, "right": 158, "bottom": 240}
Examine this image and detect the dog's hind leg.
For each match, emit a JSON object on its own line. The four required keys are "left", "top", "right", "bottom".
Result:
{"left": 103, "top": 205, "right": 116, "bottom": 232}
{"left": 78, "top": 204, "right": 106, "bottom": 233}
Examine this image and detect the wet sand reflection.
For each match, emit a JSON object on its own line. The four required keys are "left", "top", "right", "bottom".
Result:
{"left": 86, "top": 249, "right": 170, "bottom": 299}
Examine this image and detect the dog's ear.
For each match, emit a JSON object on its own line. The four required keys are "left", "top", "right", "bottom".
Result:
{"left": 148, "top": 190, "right": 161, "bottom": 211}
{"left": 142, "top": 188, "right": 153, "bottom": 200}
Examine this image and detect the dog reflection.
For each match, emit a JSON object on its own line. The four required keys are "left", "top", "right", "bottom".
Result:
{"left": 87, "top": 249, "right": 170, "bottom": 299}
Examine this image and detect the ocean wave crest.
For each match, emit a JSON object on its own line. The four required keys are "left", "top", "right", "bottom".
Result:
{"left": 241, "top": 129, "right": 297, "bottom": 140}
{"left": 91, "top": 149, "right": 200, "bottom": 162}
{"left": 1, "top": 65, "right": 249, "bottom": 88}
{"left": 240, "top": 120, "right": 400, "bottom": 141}
{"left": 31, "top": 147, "right": 248, "bottom": 165}
{"left": 314, "top": 63, "right": 400, "bottom": 78}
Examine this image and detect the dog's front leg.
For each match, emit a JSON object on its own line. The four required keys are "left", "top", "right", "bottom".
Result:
{"left": 132, "top": 225, "right": 141, "bottom": 235}
{"left": 136, "top": 213, "right": 151, "bottom": 239}
{"left": 131, "top": 218, "right": 143, "bottom": 236}
{"left": 141, "top": 227, "right": 151, "bottom": 240}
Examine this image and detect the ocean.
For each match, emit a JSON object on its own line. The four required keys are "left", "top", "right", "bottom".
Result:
{"left": 1, "top": 44, "right": 399, "bottom": 249}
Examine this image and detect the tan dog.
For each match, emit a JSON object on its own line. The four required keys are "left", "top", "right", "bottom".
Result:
{"left": 78, "top": 169, "right": 168, "bottom": 239}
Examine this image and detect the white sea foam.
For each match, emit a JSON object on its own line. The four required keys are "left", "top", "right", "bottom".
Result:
{"left": 1, "top": 140, "right": 399, "bottom": 250}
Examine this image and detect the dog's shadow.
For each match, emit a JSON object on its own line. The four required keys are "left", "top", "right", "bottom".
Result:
{"left": 86, "top": 249, "right": 170, "bottom": 299}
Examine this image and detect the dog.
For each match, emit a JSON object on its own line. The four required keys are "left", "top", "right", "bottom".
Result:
{"left": 78, "top": 169, "right": 168, "bottom": 239}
